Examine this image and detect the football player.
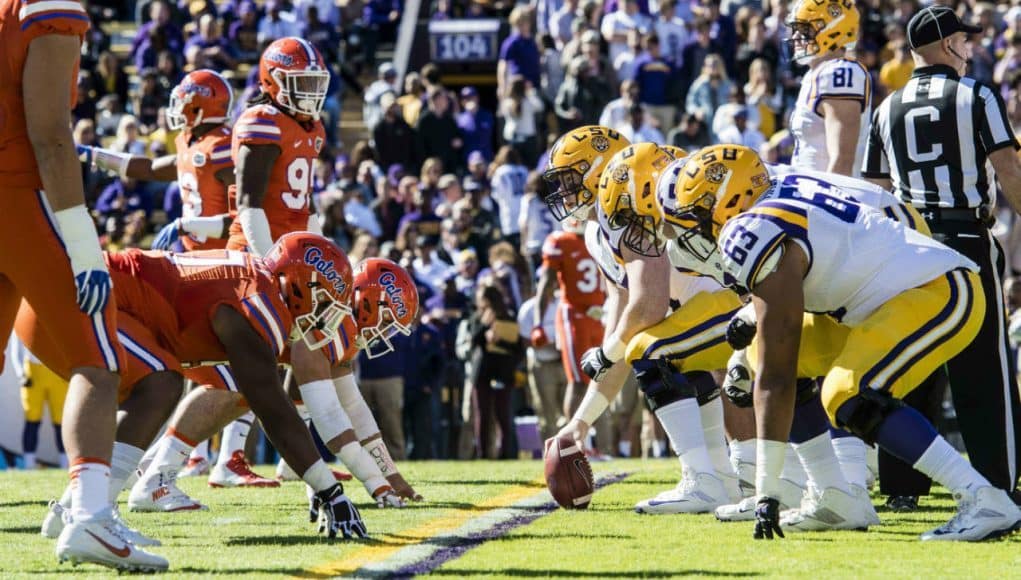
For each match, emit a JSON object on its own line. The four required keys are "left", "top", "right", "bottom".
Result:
{"left": 787, "top": 0, "right": 870, "bottom": 177}
{"left": 664, "top": 145, "right": 1021, "bottom": 541}
{"left": 78, "top": 69, "right": 236, "bottom": 252}
{"left": 0, "top": 0, "right": 156, "bottom": 570}
{"left": 27, "top": 233, "right": 369, "bottom": 551}
{"left": 127, "top": 258, "right": 421, "bottom": 513}
{"left": 542, "top": 128, "right": 745, "bottom": 513}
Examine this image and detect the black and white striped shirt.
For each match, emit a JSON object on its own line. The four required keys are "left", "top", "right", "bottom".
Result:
{"left": 862, "top": 64, "right": 1019, "bottom": 209}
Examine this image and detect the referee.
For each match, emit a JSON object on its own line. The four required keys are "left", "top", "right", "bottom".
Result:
{"left": 862, "top": 5, "right": 1021, "bottom": 498}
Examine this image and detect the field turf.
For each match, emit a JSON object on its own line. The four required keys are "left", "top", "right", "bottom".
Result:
{"left": 1, "top": 459, "right": 1019, "bottom": 578}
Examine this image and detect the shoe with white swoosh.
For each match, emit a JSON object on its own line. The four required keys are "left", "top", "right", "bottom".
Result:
{"left": 921, "top": 486, "right": 1021, "bottom": 541}
{"left": 55, "top": 508, "right": 168, "bottom": 572}
{"left": 634, "top": 472, "right": 729, "bottom": 514}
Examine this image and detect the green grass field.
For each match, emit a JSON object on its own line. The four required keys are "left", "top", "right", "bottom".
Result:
{"left": 2, "top": 459, "right": 1020, "bottom": 578}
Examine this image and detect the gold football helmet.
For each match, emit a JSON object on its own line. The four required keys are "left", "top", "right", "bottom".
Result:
{"left": 786, "top": 0, "right": 859, "bottom": 65}
{"left": 597, "top": 143, "right": 679, "bottom": 256}
{"left": 665, "top": 145, "right": 771, "bottom": 261}
{"left": 544, "top": 126, "right": 630, "bottom": 221}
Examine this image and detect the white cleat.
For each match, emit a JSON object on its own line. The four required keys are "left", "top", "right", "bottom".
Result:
{"left": 732, "top": 460, "right": 756, "bottom": 499}
{"left": 41, "top": 499, "right": 69, "bottom": 539}
{"left": 718, "top": 471, "right": 743, "bottom": 503}
{"left": 55, "top": 509, "right": 169, "bottom": 573}
{"left": 777, "top": 476, "right": 807, "bottom": 511}
{"left": 111, "top": 507, "right": 161, "bottom": 547}
{"left": 715, "top": 494, "right": 797, "bottom": 522}
{"left": 128, "top": 472, "right": 207, "bottom": 512}
{"left": 179, "top": 456, "right": 210, "bottom": 478}
{"left": 851, "top": 484, "right": 881, "bottom": 527}
{"left": 635, "top": 472, "right": 730, "bottom": 515}
{"left": 780, "top": 485, "right": 872, "bottom": 532}
{"left": 921, "top": 486, "right": 1021, "bottom": 542}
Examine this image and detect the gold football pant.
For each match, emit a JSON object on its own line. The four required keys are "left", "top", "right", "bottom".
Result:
{"left": 20, "top": 361, "right": 69, "bottom": 423}
{"left": 625, "top": 290, "right": 742, "bottom": 372}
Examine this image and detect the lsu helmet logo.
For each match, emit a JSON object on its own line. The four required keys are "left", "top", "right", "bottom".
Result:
{"left": 705, "top": 163, "right": 727, "bottom": 184}
{"left": 378, "top": 271, "right": 408, "bottom": 318}
{"left": 610, "top": 163, "right": 629, "bottom": 184}
{"left": 591, "top": 135, "right": 610, "bottom": 152}
{"left": 303, "top": 247, "right": 347, "bottom": 295}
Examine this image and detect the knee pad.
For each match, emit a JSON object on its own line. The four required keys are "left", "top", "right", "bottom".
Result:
{"left": 794, "top": 378, "right": 821, "bottom": 407}
{"left": 633, "top": 359, "right": 698, "bottom": 412}
{"left": 833, "top": 389, "right": 904, "bottom": 446}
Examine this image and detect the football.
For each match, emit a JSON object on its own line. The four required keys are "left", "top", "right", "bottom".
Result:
{"left": 544, "top": 436, "right": 595, "bottom": 509}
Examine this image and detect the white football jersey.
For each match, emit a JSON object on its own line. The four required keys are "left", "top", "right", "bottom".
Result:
{"left": 716, "top": 181, "right": 976, "bottom": 325}
{"left": 789, "top": 58, "right": 871, "bottom": 176}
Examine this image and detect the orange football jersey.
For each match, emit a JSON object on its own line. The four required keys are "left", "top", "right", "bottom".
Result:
{"left": 227, "top": 103, "right": 326, "bottom": 249}
{"left": 542, "top": 231, "right": 606, "bottom": 311}
{"left": 175, "top": 126, "right": 235, "bottom": 251}
{"left": 106, "top": 249, "right": 293, "bottom": 364}
{"left": 0, "top": 0, "right": 90, "bottom": 188}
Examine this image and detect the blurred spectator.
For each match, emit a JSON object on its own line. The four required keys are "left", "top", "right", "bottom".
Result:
{"left": 498, "top": 5, "right": 542, "bottom": 97}
{"left": 481, "top": 241, "right": 525, "bottom": 311}
{"left": 404, "top": 311, "right": 444, "bottom": 459}
{"left": 132, "top": 1, "right": 183, "bottom": 63}
{"left": 97, "top": 177, "right": 153, "bottom": 223}
{"left": 667, "top": 113, "right": 711, "bottom": 150}
{"left": 416, "top": 89, "right": 463, "bottom": 175}
{"left": 619, "top": 103, "right": 664, "bottom": 144}
{"left": 74, "top": 119, "right": 107, "bottom": 203}
{"left": 633, "top": 33, "right": 675, "bottom": 131}
{"left": 303, "top": 5, "right": 340, "bottom": 62}
{"left": 361, "top": 0, "right": 401, "bottom": 70}
{"left": 413, "top": 235, "right": 452, "bottom": 294}
{"left": 454, "top": 247, "right": 481, "bottom": 299}
{"left": 111, "top": 115, "right": 148, "bottom": 156}
{"left": 466, "top": 284, "right": 521, "bottom": 459}
{"left": 147, "top": 107, "right": 178, "bottom": 155}
{"left": 517, "top": 293, "right": 566, "bottom": 439}
{"left": 613, "top": 29, "right": 643, "bottom": 82}
{"left": 466, "top": 152, "right": 490, "bottom": 192}
{"left": 881, "top": 40, "right": 915, "bottom": 93}
{"left": 715, "top": 106, "right": 764, "bottom": 149}
{"left": 155, "top": 50, "right": 183, "bottom": 93}
{"left": 295, "top": 0, "right": 340, "bottom": 27}
{"left": 601, "top": 0, "right": 651, "bottom": 64}
{"left": 364, "top": 63, "right": 399, "bottom": 133}
{"left": 555, "top": 56, "right": 612, "bottom": 133}
{"left": 357, "top": 338, "right": 408, "bottom": 460}
{"left": 655, "top": 0, "right": 688, "bottom": 69}
{"left": 320, "top": 193, "right": 352, "bottom": 248}
{"left": 459, "top": 185, "right": 501, "bottom": 261}
{"left": 258, "top": 0, "right": 300, "bottom": 44}
{"left": 373, "top": 92, "right": 416, "bottom": 171}
{"left": 518, "top": 171, "right": 557, "bottom": 276}
{"left": 686, "top": 54, "right": 732, "bottom": 141}
{"left": 95, "top": 95, "right": 126, "bottom": 138}
{"left": 419, "top": 158, "right": 444, "bottom": 203}
{"left": 735, "top": 13, "right": 778, "bottom": 86}
{"left": 95, "top": 52, "right": 129, "bottom": 105}
{"left": 399, "top": 186, "right": 443, "bottom": 241}
{"left": 696, "top": 0, "right": 737, "bottom": 75}
{"left": 229, "top": 2, "right": 261, "bottom": 61}
{"left": 136, "top": 26, "right": 173, "bottom": 70}
{"left": 550, "top": 0, "right": 579, "bottom": 50}
{"left": 681, "top": 18, "right": 724, "bottom": 91}
{"left": 499, "top": 77, "right": 544, "bottom": 166}
{"left": 457, "top": 87, "right": 495, "bottom": 163}
{"left": 435, "top": 173, "right": 462, "bottom": 217}
{"left": 744, "top": 57, "right": 780, "bottom": 138}
{"left": 536, "top": 0, "right": 563, "bottom": 39}
{"left": 488, "top": 146, "right": 529, "bottom": 249}
{"left": 74, "top": 72, "right": 98, "bottom": 124}
{"left": 371, "top": 174, "right": 408, "bottom": 239}
{"left": 344, "top": 183, "right": 383, "bottom": 238}
{"left": 560, "top": 18, "right": 592, "bottom": 66}
{"left": 397, "top": 73, "right": 426, "bottom": 128}
{"left": 186, "top": 14, "right": 238, "bottom": 70}
{"left": 133, "top": 68, "right": 165, "bottom": 131}
{"left": 539, "top": 34, "right": 566, "bottom": 103}
{"left": 349, "top": 231, "right": 381, "bottom": 264}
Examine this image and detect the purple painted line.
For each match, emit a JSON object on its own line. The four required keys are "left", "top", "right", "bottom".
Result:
{"left": 389, "top": 472, "right": 633, "bottom": 578}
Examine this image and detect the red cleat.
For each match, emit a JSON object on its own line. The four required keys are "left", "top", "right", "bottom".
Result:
{"left": 208, "top": 451, "right": 280, "bottom": 488}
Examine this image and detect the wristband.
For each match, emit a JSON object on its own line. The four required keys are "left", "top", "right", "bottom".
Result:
{"left": 91, "top": 148, "right": 132, "bottom": 178}
{"left": 574, "top": 389, "right": 610, "bottom": 426}
{"left": 302, "top": 459, "right": 336, "bottom": 493}
{"left": 54, "top": 205, "right": 106, "bottom": 271}
{"left": 238, "top": 207, "right": 274, "bottom": 256}
{"left": 755, "top": 439, "right": 787, "bottom": 500}
{"left": 601, "top": 336, "right": 626, "bottom": 363}
{"left": 180, "top": 215, "right": 227, "bottom": 239}
{"left": 363, "top": 437, "right": 398, "bottom": 476}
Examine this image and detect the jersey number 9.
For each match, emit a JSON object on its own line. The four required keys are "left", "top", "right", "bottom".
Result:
{"left": 283, "top": 158, "right": 314, "bottom": 211}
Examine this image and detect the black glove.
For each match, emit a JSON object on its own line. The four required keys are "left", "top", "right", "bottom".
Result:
{"left": 753, "top": 497, "right": 785, "bottom": 540}
{"left": 580, "top": 347, "right": 614, "bottom": 381}
{"left": 313, "top": 484, "right": 367, "bottom": 539}
{"left": 722, "top": 364, "right": 752, "bottom": 408}
{"left": 726, "top": 315, "right": 757, "bottom": 350}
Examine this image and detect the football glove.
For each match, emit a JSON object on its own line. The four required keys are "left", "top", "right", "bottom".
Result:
{"left": 313, "top": 484, "right": 367, "bottom": 539}
{"left": 374, "top": 486, "right": 406, "bottom": 508}
{"left": 151, "top": 220, "right": 181, "bottom": 251}
{"left": 753, "top": 497, "right": 785, "bottom": 540}
{"left": 723, "top": 362, "right": 753, "bottom": 408}
{"left": 530, "top": 327, "right": 550, "bottom": 348}
{"left": 580, "top": 347, "right": 613, "bottom": 381}
{"left": 725, "top": 314, "right": 757, "bottom": 350}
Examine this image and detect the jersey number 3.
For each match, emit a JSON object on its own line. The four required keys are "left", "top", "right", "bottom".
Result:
{"left": 576, "top": 258, "right": 600, "bottom": 293}
{"left": 283, "top": 158, "right": 314, "bottom": 211}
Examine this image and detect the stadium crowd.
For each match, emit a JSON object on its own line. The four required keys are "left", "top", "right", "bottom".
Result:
{"left": 9, "top": 0, "right": 1021, "bottom": 469}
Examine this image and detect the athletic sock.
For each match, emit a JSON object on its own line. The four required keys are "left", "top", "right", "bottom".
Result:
{"left": 189, "top": 439, "right": 210, "bottom": 462}
{"left": 109, "top": 443, "right": 144, "bottom": 503}
{"left": 656, "top": 399, "right": 713, "bottom": 476}
{"left": 70, "top": 459, "right": 111, "bottom": 521}
{"left": 792, "top": 432, "right": 849, "bottom": 493}
{"left": 22, "top": 421, "right": 40, "bottom": 469}
{"left": 913, "top": 436, "right": 990, "bottom": 494}
{"left": 781, "top": 444, "right": 808, "bottom": 487}
{"left": 729, "top": 439, "right": 756, "bottom": 481}
{"left": 699, "top": 397, "right": 734, "bottom": 477}
{"left": 217, "top": 411, "right": 254, "bottom": 466}
{"left": 23, "top": 452, "right": 36, "bottom": 470}
{"left": 831, "top": 434, "right": 869, "bottom": 489}
{"left": 148, "top": 429, "right": 196, "bottom": 479}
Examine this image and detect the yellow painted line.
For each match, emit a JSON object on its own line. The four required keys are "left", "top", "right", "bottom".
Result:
{"left": 298, "top": 478, "right": 546, "bottom": 578}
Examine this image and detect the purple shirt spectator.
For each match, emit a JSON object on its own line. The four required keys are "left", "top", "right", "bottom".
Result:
{"left": 97, "top": 179, "right": 153, "bottom": 218}
{"left": 363, "top": 0, "right": 400, "bottom": 26}
{"left": 456, "top": 87, "right": 495, "bottom": 162}
{"left": 499, "top": 33, "right": 542, "bottom": 89}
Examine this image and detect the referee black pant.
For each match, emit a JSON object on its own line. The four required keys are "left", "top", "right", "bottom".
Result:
{"left": 928, "top": 220, "right": 1021, "bottom": 493}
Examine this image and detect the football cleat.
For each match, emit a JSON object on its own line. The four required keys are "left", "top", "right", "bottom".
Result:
{"left": 732, "top": 459, "right": 756, "bottom": 499}
{"left": 920, "top": 486, "right": 1021, "bottom": 542}
{"left": 886, "top": 495, "right": 919, "bottom": 512}
{"left": 851, "top": 484, "right": 881, "bottom": 526}
{"left": 110, "top": 507, "right": 161, "bottom": 547}
{"left": 208, "top": 451, "right": 280, "bottom": 488}
{"left": 718, "top": 471, "right": 743, "bottom": 503}
{"left": 128, "top": 472, "right": 207, "bottom": 512}
{"left": 180, "top": 456, "right": 210, "bottom": 478}
{"left": 779, "top": 485, "right": 872, "bottom": 532}
{"left": 635, "top": 472, "right": 730, "bottom": 515}
{"left": 55, "top": 509, "right": 169, "bottom": 573}
{"left": 715, "top": 494, "right": 797, "bottom": 522}
{"left": 41, "top": 499, "right": 69, "bottom": 539}
{"left": 777, "top": 476, "right": 807, "bottom": 510}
